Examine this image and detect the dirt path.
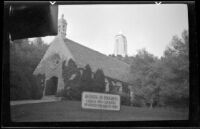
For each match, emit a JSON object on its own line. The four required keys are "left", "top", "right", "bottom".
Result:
{"left": 10, "top": 96, "right": 60, "bottom": 106}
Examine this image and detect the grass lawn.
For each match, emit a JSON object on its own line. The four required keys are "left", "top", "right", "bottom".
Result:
{"left": 11, "top": 100, "right": 188, "bottom": 122}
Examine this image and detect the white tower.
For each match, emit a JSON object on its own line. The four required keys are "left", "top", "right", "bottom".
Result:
{"left": 114, "top": 32, "right": 127, "bottom": 57}
{"left": 58, "top": 14, "right": 67, "bottom": 38}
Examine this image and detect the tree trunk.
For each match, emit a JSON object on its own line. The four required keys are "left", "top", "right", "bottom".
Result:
{"left": 150, "top": 102, "right": 153, "bottom": 109}
{"left": 42, "top": 78, "right": 47, "bottom": 98}
{"left": 149, "top": 98, "right": 153, "bottom": 109}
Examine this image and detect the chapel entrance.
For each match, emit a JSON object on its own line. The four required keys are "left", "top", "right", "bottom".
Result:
{"left": 45, "top": 76, "right": 58, "bottom": 95}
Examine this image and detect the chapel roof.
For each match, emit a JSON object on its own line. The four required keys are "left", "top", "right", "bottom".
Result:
{"left": 63, "top": 38, "right": 133, "bottom": 83}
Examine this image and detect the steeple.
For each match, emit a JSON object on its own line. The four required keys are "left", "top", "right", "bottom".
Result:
{"left": 58, "top": 14, "right": 67, "bottom": 38}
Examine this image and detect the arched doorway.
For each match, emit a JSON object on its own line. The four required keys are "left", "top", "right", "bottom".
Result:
{"left": 45, "top": 76, "right": 58, "bottom": 95}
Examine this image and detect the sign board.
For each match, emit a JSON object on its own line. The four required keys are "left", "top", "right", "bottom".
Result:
{"left": 82, "top": 92, "right": 120, "bottom": 111}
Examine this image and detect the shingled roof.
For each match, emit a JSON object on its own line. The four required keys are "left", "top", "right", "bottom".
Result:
{"left": 63, "top": 38, "right": 133, "bottom": 83}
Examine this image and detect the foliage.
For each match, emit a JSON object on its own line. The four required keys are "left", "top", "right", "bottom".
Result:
{"left": 10, "top": 67, "right": 32, "bottom": 100}
{"left": 62, "top": 59, "right": 78, "bottom": 87}
{"left": 64, "top": 70, "right": 82, "bottom": 101}
{"left": 80, "top": 64, "right": 93, "bottom": 92}
{"left": 10, "top": 30, "right": 189, "bottom": 110}
{"left": 128, "top": 49, "right": 160, "bottom": 107}
{"left": 92, "top": 69, "right": 106, "bottom": 92}
{"left": 61, "top": 62, "right": 108, "bottom": 100}
{"left": 160, "top": 30, "right": 189, "bottom": 107}
{"left": 31, "top": 74, "right": 44, "bottom": 99}
{"left": 61, "top": 59, "right": 82, "bottom": 100}
{"left": 10, "top": 38, "right": 48, "bottom": 100}
{"left": 119, "top": 92, "right": 131, "bottom": 106}
{"left": 125, "top": 30, "right": 189, "bottom": 108}
{"left": 131, "top": 95, "right": 146, "bottom": 107}
{"left": 58, "top": 30, "right": 189, "bottom": 108}
{"left": 110, "top": 30, "right": 189, "bottom": 108}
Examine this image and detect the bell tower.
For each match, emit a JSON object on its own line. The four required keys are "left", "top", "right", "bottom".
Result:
{"left": 58, "top": 14, "right": 67, "bottom": 38}
{"left": 114, "top": 32, "right": 127, "bottom": 57}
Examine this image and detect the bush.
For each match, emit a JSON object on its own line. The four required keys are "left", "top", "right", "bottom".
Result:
{"left": 116, "top": 92, "right": 131, "bottom": 106}
{"left": 161, "top": 95, "right": 189, "bottom": 108}
{"left": 131, "top": 95, "right": 146, "bottom": 107}
{"left": 10, "top": 87, "right": 20, "bottom": 100}
{"left": 80, "top": 64, "right": 93, "bottom": 92}
{"left": 121, "top": 94, "right": 131, "bottom": 106}
{"left": 68, "top": 87, "right": 82, "bottom": 101}
{"left": 65, "top": 80, "right": 82, "bottom": 101}
{"left": 61, "top": 59, "right": 84, "bottom": 101}
{"left": 10, "top": 74, "right": 44, "bottom": 100}
{"left": 10, "top": 86, "right": 31, "bottom": 100}
{"left": 29, "top": 75, "right": 43, "bottom": 99}
{"left": 56, "top": 84, "right": 82, "bottom": 101}
{"left": 10, "top": 68, "right": 32, "bottom": 100}
{"left": 10, "top": 38, "right": 49, "bottom": 100}
{"left": 92, "top": 69, "right": 105, "bottom": 93}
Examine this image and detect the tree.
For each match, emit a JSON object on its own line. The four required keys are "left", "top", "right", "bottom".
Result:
{"left": 161, "top": 30, "right": 189, "bottom": 107}
{"left": 10, "top": 38, "right": 48, "bottom": 100}
{"left": 80, "top": 64, "right": 93, "bottom": 92}
{"left": 93, "top": 69, "right": 105, "bottom": 92}
{"left": 129, "top": 48, "right": 161, "bottom": 108}
{"left": 10, "top": 67, "right": 32, "bottom": 100}
{"left": 60, "top": 59, "right": 83, "bottom": 100}
{"left": 62, "top": 59, "right": 78, "bottom": 87}
{"left": 105, "top": 30, "right": 189, "bottom": 108}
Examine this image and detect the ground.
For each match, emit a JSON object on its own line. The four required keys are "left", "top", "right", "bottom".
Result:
{"left": 11, "top": 100, "right": 188, "bottom": 122}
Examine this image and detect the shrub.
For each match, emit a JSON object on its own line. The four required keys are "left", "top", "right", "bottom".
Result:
{"left": 61, "top": 59, "right": 84, "bottom": 101}
{"left": 161, "top": 95, "right": 189, "bottom": 108}
{"left": 56, "top": 83, "right": 82, "bottom": 101}
{"left": 10, "top": 87, "right": 20, "bottom": 100}
{"left": 67, "top": 86, "right": 82, "bottom": 101}
{"left": 115, "top": 92, "right": 131, "bottom": 106}
{"left": 93, "top": 69, "right": 105, "bottom": 93}
{"left": 80, "top": 64, "right": 93, "bottom": 92}
{"left": 121, "top": 93, "right": 131, "bottom": 106}
{"left": 10, "top": 68, "right": 32, "bottom": 100}
{"left": 131, "top": 95, "right": 146, "bottom": 107}
{"left": 30, "top": 75, "right": 43, "bottom": 99}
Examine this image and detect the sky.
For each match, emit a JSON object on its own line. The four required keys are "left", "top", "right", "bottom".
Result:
{"left": 32, "top": 4, "right": 188, "bottom": 58}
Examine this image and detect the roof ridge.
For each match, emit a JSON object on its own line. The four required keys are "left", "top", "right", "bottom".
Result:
{"left": 63, "top": 38, "right": 130, "bottom": 67}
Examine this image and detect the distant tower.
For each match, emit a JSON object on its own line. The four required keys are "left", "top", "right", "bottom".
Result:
{"left": 58, "top": 14, "right": 67, "bottom": 38}
{"left": 114, "top": 32, "right": 127, "bottom": 57}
